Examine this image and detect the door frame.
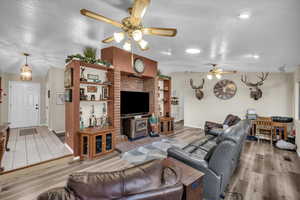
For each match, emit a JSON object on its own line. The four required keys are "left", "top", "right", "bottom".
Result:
{"left": 8, "top": 81, "right": 41, "bottom": 128}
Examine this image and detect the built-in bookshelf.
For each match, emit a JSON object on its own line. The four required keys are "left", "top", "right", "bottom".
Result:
{"left": 65, "top": 60, "right": 115, "bottom": 160}
{"left": 157, "top": 76, "right": 174, "bottom": 134}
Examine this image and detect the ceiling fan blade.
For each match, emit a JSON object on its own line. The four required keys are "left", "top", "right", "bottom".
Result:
{"left": 220, "top": 70, "right": 237, "bottom": 74}
{"left": 102, "top": 36, "right": 114, "bottom": 43}
{"left": 142, "top": 27, "right": 177, "bottom": 37}
{"left": 130, "top": 0, "right": 151, "bottom": 26}
{"left": 80, "top": 9, "right": 123, "bottom": 28}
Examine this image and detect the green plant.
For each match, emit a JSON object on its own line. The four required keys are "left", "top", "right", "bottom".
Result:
{"left": 65, "top": 47, "right": 111, "bottom": 67}
{"left": 83, "top": 47, "right": 96, "bottom": 60}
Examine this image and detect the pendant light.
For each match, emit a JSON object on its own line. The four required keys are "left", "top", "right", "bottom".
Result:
{"left": 20, "top": 53, "right": 32, "bottom": 81}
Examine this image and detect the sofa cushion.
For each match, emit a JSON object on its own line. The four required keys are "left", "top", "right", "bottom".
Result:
{"left": 204, "top": 145, "right": 217, "bottom": 162}
{"left": 191, "top": 148, "right": 207, "bottom": 160}
{"left": 200, "top": 140, "right": 217, "bottom": 152}
{"left": 208, "top": 128, "right": 224, "bottom": 136}
{"left": 67, "top": 160, "right": 164, "bottom": 200}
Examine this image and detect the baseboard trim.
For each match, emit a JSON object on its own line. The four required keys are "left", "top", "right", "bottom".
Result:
{"left": 184, "top": 124, "right": 202, "bottom": 129}
{"left": 64, "top": 143, "right": 74, "bottom": 154}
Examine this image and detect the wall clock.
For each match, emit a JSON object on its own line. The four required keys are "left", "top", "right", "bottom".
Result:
{"left": 133, "top": 58, "right": 145, "bottom": 74}
{"left": 213, "top": 79, "right": 237, "bottom": 100}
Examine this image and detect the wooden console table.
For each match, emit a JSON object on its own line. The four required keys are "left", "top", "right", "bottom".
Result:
{"left": 0, "top": 123, "right": 10, "bottom": 172}
{"left": 250, "top": 119, "right": 288, "bottom": 140}
{"left": 165, "top": 157, "right": 204, "bottom": 200}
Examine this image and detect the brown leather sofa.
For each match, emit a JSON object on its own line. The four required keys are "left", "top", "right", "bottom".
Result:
{"left": 204, "top": 114, "right": 241, "bottom": 135}
{"left": 37, "top": 160, "right": 183, "bottom": 200}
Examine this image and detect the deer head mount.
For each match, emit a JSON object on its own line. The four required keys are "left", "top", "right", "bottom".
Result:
{"left": 190, "top": 78, "right": 205, "bottom": 100}
{"left": 241, "top": 72, "right": 269, "bottom": 100}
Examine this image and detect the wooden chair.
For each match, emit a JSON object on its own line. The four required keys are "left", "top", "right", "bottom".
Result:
{"left": 255, "top": 117, "right": 274, "bottom": 145}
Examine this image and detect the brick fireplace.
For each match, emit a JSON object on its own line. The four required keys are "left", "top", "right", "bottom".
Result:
{"left": 101, "top": 46, "right": 158, "bottom": 143}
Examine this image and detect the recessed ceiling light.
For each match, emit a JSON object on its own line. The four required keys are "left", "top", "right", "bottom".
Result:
{"left": 244, "top": 53, "right": 260, "bottom": 59}
{"left": 185, "top": 48, "right": 201, "bottom": 54}
{"left": 239, "top": 12, "right": 251, "bottom": 19}
{"left": 161, "top": 49, "right": 172, "bottom": 56}
{"left": 253, "top": 54, "right": 260, "bottom": 59}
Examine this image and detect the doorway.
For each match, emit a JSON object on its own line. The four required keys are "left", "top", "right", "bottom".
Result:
{"left": 9, "top": 81, "right": 40, "bottom": 128}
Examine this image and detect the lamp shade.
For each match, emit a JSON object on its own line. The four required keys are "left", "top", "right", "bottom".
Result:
{"left": 20, "top": 64, "right": 32, "bottom": 81}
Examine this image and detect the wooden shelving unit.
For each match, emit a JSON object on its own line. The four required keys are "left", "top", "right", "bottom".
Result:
{"left": 157, "top": 76, "right": 174, "bottom": 135}
{"left": 65, "top": 60, "right": 115, "bottom": 159}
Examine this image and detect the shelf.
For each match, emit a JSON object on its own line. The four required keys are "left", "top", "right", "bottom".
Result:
{"left": 80, "top": 99, "right": 112, "bottom": 102}
{"left": 79, "top": 61, "right": 112, "bottom": 71}
{"left": 80, "top": 81, "right": 112, "bottom": 86}
{"left": 79, "top": 126, "right": 114, "bottom": 135}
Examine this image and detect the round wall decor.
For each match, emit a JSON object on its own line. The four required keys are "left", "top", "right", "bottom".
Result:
{"left": 213, "top": 79, "right": 237, "bottom": 100}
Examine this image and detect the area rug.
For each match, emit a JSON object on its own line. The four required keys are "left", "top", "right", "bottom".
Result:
{"left": 19, "top": 128, "right": 37, "bottom": 136}
{"left": 121, "top": 138, "right": 188, "bottom": 165}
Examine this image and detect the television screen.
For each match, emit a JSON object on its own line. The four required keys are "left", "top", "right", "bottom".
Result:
{"left": 121, "top": 91, "right": 149, "bottom": 115}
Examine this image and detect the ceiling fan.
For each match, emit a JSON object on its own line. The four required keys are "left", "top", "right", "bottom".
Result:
{"left": 206, "top": 63, "right": 237, "bottom": 80}
{"left": 80, "top": 0, "right": 177, "bottom": 51}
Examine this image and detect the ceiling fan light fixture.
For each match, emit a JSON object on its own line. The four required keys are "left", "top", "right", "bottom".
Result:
{"left": 216, "top": 74, "right": 222, "bottom": 79}
{"left": 138, "top": 39, "right": 149, "bottom": 50}
{"left": 113, "top": 32, "right": 125, "bottom": 43}
{"left": 207, "top": 74, "right": 213, "bottom": 80}
{"left": 20, "top": 53, "right": 32, "bottom": 81}
{"left": 123, "top": 40, "right": 131, "bottom": 51}
{"left": 132, "top": 30, "right": 143, "bottom": 41}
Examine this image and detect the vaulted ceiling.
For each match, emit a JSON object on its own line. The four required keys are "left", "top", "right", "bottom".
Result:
{"left": 0, "top": 0, "right": 300, "bottom": 75}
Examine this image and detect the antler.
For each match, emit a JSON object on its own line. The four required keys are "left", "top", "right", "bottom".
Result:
{"left": 256, "top": 72, "right": 269, "bottom": 86}
{"left": 190, "top": 78, "right": 205, "bottom": 89}
{"left": 241, "top": 72, "right": 269, "bottom": 87}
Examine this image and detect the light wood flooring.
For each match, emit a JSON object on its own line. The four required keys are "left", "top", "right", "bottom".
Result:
{"left": 226, "top": 140, "right": 300, "bottom": 200}
{"left": 0, "top": 126, "right": 299, "bottom": 200}
{"left": 2, "top": 126, "right": 72, "bottom": 172}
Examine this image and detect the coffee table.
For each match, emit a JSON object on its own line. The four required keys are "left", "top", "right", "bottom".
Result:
{"left": 165, "top": 157, "right": 204, "bottom": 200}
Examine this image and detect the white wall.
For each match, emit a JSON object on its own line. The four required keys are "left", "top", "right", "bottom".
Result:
{"left": 171, "top": 72, "right": 294, "bottom": 128}
{"left": 47, "top": 67, "right": 65, "bottom": 132}
{"left": 292, "top": 67, "right": 300, "bottom": 156}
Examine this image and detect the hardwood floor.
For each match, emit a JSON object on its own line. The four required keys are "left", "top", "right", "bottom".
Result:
{"left": 0, "top": 126, "right": 299, "bottom": 200}
{"left": 2, "top": 126, "right": 72, "bottom": 172}
{"left": 226, "top": 141, "right": 300, "bottom": 200}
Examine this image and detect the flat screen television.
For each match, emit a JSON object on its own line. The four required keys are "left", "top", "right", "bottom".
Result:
{"left": 121, "top": 91, "right": 149, "bottom": 115}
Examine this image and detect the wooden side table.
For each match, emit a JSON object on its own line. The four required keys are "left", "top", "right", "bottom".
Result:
{"left": 0, "top": 123, "right": 10, "bottom": 173}
{"left": 165, "top": 157, "right": 204, "bottom": 200}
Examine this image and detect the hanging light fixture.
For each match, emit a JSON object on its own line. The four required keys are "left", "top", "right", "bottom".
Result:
{"left": 20, "top": 53, "right": 32, "bottom": 81}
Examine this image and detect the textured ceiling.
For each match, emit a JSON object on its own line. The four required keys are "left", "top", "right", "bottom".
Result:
{"left": 0, "top": 0, "right": 300, "bottom": 76}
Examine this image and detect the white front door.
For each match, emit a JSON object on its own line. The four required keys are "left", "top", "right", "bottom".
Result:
{"left": 9, "top": 81, "right": 40, "bottom": 128}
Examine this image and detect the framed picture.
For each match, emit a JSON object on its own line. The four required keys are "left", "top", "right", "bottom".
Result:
{"left": 87, "top": 74, "right": 99, "bottom": 81}
{"left": 65, "top": 89, "right": 72, "bottom": 102}
{"left": 56, "top": 93, "right": 65, "bottom": 105}
{"left": 87, "top": 86, "right": 97, "bottom": 93}
{"left": 64, "top": 68, "right": 73, "bottom": 88}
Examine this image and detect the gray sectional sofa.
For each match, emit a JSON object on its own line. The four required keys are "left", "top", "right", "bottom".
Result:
{"left": 168, "top": 120, "right": 250, "bottom": 200}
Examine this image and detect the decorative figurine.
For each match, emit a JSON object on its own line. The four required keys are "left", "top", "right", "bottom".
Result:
{"left": 80, "top": 67, "right": 87, "bottom": 81}
{"left": 80, "top": 107, "right": 84, "bottom": 130}
{"left": 149, "top": 113, "right": 159, "bottom": 137}
{"left": 80, "top": 88, "right": 86, "bottom": 100}
{"left": 90, "top": 94, "right": 95, "bottom": 101}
